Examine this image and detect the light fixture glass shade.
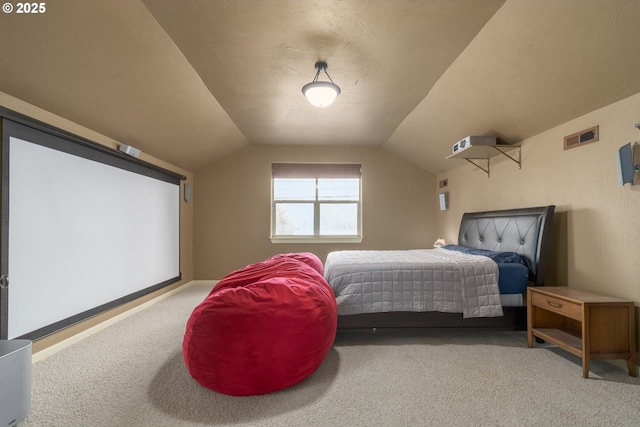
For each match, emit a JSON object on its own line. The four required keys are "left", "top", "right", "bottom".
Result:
{"left": 302, "top": 61, "right": 341, "bottom": 107}
{"left": 302, "top": 81, "right": 341, "bottom": 107}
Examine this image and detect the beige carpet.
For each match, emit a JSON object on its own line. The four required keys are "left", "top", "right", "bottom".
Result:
{"left": 21, "top": 283, "right": 640, "bottom": 426}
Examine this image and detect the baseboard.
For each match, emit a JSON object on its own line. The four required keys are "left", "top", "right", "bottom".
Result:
{"left": 190, "top": 280, "right": 219, "bottom": 287}
{"left": 31, "top": 280, "right": 214, "bottom": 363}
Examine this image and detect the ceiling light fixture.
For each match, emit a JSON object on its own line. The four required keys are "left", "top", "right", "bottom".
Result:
{"left": 302, "top": 61, "right": 341, "bottom": 107}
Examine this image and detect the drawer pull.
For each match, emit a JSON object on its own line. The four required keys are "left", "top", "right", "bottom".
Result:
{"left": 547, "top": 299, "right": 562, "bottom": 309}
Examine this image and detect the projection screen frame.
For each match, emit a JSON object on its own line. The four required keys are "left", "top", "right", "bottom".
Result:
{"left": 0, "top": 108, "right": 185, "bottom": 340}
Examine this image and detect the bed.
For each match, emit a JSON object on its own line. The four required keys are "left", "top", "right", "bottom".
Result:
{"left": 324, "top": 205, "right": 555, "bottom": 331}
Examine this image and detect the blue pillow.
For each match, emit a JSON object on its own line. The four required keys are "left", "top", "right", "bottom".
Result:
{"left": 441, "top": 244, "right": 525, "bottom": 264}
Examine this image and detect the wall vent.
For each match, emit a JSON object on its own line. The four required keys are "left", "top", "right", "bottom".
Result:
{"left": 564, "top": 126, "right": 599, "bottom": 150}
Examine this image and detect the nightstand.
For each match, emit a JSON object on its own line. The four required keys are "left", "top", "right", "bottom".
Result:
{"left": 527, "top": 286, "right": 636, "bottom": 378}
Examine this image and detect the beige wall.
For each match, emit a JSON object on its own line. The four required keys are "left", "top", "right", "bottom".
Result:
{"left": 0, "top": 92, "right": 194, "bottom": 352}
{"left": 436, "top": 92, "right": 640, "bottom": 350}
{"left": 6, "top": 84, "right": 639, "bottom": 356}
{"left": 194, "top": 145, "right": 437, "bottom": 279}
{"left": 436, "top": 91, "right": 640, "bottom": 299}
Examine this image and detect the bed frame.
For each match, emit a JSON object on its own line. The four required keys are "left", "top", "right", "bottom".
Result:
{"left": 336, "top": 205, "right": 556, "bottom": 332}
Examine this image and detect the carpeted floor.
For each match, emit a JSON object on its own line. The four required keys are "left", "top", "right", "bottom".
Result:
{"left": 20, "top": 283, "right": 640, "bottom": 426}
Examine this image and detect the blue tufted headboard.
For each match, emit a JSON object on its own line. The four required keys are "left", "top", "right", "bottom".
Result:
{"left": 457, "top": 205, "right": 555, "bottom": 286}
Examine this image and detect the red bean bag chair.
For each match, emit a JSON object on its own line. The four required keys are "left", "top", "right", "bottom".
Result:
{"left": 183, "top": 253, "right": 337, "bottom": 396}
{"left": 264, "top": 252, "right": 324, "bottom": 275}
{"left": 210, "top": 252, "right": 325, "bottom": 295}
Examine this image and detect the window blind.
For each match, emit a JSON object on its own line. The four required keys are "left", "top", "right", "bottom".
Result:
{"left": 272, "top": 163, "right": 361, "bottom": 179}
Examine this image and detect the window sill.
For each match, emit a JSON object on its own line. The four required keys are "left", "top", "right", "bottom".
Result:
{"left": 270, "top": 236, "right": 363, "bottom": 244}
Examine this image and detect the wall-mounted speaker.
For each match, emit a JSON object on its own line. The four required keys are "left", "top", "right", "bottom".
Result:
{"left": 439, "top": 192, "right": 448, "bottom": 211}
{"left": 118, "top": 144, "right": 141, "bottom": 158}
{"left": 184, "top": 183, "right": 192, "bottom": 202}
{"left": 617, "top": 142, "right": 639, "bottom": 186}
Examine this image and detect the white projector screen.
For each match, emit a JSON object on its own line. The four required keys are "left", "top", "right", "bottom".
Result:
{"left": 1, "top": 117, "right": 181, "bottom": 340}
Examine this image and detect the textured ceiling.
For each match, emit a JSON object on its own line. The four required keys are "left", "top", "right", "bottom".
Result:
{"left": 1, "top": 0, "right": 640, "bottom": 173}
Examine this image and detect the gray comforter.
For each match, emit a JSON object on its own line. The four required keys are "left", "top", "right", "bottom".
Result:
{"left": 324, "top": 248, "right": 503, "bottom": 318}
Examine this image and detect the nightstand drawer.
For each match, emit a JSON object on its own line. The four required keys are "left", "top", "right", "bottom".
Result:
{"left": 531, "top": 292, "right": 582, "bottom": 321}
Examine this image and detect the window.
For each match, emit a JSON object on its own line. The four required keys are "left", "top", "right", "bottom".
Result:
{"left": 271, "top": 163, "right": 362, "bottom": 243}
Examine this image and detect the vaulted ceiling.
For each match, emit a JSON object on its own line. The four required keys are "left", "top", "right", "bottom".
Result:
{"left": 1, "top": 0, "right": 639, "bottom": 174}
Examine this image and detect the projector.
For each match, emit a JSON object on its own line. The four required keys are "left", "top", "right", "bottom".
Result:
{"left": 452, "top": 136, "right": 497, "bottom": 153}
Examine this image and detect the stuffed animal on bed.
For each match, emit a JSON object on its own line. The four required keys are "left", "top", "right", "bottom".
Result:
{"left": 433, "top": 238, "right": 446, "bottom": 248}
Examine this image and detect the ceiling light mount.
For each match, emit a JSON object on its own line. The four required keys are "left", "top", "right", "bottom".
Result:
{"left": 302, "top": 61, "right": 341, "bottom": 107}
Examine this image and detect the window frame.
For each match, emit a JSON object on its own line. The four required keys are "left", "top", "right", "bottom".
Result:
{"left": 270, "top": 163, "right": 363, "bottom": 244}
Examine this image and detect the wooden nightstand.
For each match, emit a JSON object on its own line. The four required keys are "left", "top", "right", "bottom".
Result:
{"left": 527, "top": 286, "right": 637, "bottom": 378}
